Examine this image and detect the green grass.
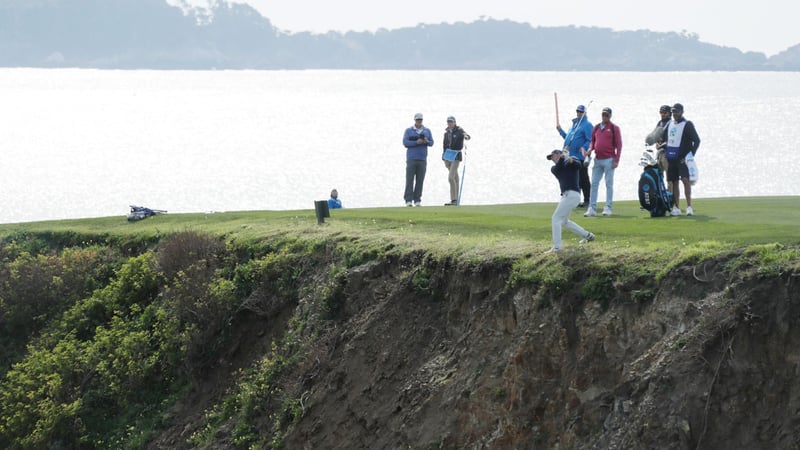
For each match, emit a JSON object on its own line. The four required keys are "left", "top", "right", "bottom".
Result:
{"left": 1, "top": 196, "right": 798, "bottom": 257}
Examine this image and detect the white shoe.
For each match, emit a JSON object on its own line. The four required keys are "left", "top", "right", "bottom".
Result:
{"left": 579, "top": 232, "right": 595, "bottom": 244}
{"left": 602, "top": 207, "right": 612, "bottom": 216}
{"left": 543, "top": 247, "right": 560, "bottom": 254}
{"left": 671, "top": 207, "right": 681, "bottom": 216}
{"left": 583, "top": 207, "right": 596, "bottom": 217}
{"left": 413, "top": 201, "right": 421, "bottom": 207}
{"left": 686, "top": 206, "right": 694, "bottom": 216}
{"left": 406, "top": 201, "right": 413, "bottom": 207}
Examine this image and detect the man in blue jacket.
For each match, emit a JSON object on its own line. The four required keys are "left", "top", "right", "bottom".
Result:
{"left": 544, "top": 149, "right": 595, "bottom": 254}
{"left": 557, "top": 104, "right": 593, "bottom": 207}
{"left": 402, "top": 113, "right": 434, "bottom": 206}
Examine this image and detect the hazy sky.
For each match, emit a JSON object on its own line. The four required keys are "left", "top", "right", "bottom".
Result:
{"left": 225, "top": 0, "right": 799, "bottom": 56}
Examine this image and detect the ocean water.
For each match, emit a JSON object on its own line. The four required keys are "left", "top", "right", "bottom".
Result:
{"left": 1, "top": 69, "right": 798, "bottom": 223}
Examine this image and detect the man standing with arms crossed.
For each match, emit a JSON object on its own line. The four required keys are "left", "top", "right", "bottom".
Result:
{"left": 585, "top": 107, "right": 623, "bottom": 217}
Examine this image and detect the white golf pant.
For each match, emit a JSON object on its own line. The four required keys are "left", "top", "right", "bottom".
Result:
{"left": 552, "top": 190, "right": 589, "bottom": 249}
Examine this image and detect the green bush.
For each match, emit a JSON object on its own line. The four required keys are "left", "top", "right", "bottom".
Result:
{"left": 0, "top": 245, "right": 119, "bottom": 376}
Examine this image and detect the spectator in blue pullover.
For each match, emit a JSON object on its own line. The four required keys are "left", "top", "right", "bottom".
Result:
{"left": 556, "top": 104, "right": 593, "bottom": 206}
{"left": 544, "top": 149, "right": 595, "bottom": 254}
{"left": 327, "top": 189, "right": 342, "bottom": 209}
{"left": 402, "top": 113, "right": 434, "bottom": 206}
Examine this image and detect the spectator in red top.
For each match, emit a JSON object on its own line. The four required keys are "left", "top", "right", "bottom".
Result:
{"left": 585, "top": 107, "right": 622, "bottom": 217}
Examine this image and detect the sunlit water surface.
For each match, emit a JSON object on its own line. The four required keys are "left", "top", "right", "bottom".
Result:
{"left": 1, "top": 69, "right": 798, "bottom": 223}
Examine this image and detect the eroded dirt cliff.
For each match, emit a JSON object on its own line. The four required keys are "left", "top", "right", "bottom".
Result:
{"left": 154, "top": 250, "right": 800, "bottom": 450}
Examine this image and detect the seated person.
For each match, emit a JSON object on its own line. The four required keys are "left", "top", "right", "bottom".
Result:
{"left": 328, "top": 189, "right": 343, "bottom": 209}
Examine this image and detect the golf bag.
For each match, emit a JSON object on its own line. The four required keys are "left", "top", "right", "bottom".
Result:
{"left": 127, "top": 205, "right": 165, "bottom": 222}
{"left": 638, "top": 165, "right": 672, "bottom": 217}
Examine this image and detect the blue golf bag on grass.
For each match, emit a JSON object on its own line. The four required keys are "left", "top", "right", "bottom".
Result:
{"left": 638, "top": 149, "right": 672, "bottom": 217}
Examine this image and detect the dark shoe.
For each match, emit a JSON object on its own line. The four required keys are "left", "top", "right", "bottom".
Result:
{"left": 577, "top": 202, "right": 586, "bottom": 208}
{"left": 444, "top": 200, "right": 458, "bottom": 206}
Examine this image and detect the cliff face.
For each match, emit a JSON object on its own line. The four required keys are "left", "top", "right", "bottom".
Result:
{"left": 3, "top": 232, "right": 795, "bottom": 449}
{"left": 153, "top": 250, "right": 799, "bottom": 449}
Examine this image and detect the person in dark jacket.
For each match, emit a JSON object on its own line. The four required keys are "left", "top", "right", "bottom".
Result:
{"left": 441, "top": 115, "right": 470, "bottom": 205}
{"left": 544, "top": 149, "right": 595, "bottom": 254}
{"left": 402, "top": 113, "right": 434, "bottom": 207}
{"left": 663, "top": 103, "right": 701, "bottom": 216}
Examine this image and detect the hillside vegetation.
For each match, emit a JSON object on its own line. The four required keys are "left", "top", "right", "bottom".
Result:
{"left": 0, "top": 197, "right": 798, "bottom": 449}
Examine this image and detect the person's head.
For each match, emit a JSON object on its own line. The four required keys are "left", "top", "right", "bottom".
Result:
{"left": 446, "top": 115, "right": 456, "bottom": 128}
{"left": 414, "top": 112, "right": 423, "bottom": 128}
{"left": 546, "top": 149, "right": 563, "bottom": 164}
{"left": 330, "top": 189, "right": 338, "bottom": 198}
{"left": 601, "top": 107, "right": 612, "bottom": 123}
{"left": 671, "top": 103, "right": 684, "bottom": 120}
{"left": 659, "top": 104, "right": 671, "bottom": 119}
{"left": 576, "top": 104, "right": 586, "bottom": 118}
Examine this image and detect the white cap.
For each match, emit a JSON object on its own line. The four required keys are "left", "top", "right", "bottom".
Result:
{"left": 414, "top": 113, "right": 423, "bottom": 120}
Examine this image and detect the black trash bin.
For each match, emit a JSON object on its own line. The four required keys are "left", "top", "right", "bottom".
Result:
{"left": 314, "top": 200, "right": 330, "bottom": 224}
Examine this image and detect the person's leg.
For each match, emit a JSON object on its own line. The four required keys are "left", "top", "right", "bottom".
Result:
{"left": 589, "top": 161, "right": 603, "bottom": 211}
{"left": 551, "top": 191, "right": 579, "bottom": 248}
{"left": 667, "top": 160, "right": 681, "bottom": 209}
{"left": 579, "top": 165, "right": 591, "bottom": 204}
{"left": 447, "top": 160, "right": 460, "bottom": 202}
{"left": 605, "top": 163, "right": 615, "bottom": 211}
{"left": 670, "top": 181, "right": 681, "bottom": 209}
{"left": 404, "top": 160, "right": 415, "bottom": 202}
{"left": 672, "top": 181, "right": 681, "bottom": 209}
{"left": 565, "top": 220, "right": 591, "bottom": 239}
{"left": 413, "top": 160, "right": 427, "bottom": 203}
{"left": 680, "top": 164, "right": 692, "bottom": 207}
{"left": 561, "top": 192, "right": 588, "bottom": 238}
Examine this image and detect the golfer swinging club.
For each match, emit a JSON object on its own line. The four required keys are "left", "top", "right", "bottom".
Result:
{"left": 544, "top": 149, "right": 595, "bottom": 254}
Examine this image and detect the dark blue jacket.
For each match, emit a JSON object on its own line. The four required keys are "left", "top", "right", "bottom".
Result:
{"left": 551, "top": 156, "right": 582, "bottom": 194}
{"left": 442, "top": 126, "right": 469, "bottom": 161}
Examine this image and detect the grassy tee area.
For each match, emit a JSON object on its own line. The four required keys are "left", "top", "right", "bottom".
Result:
{"left": 2, "top": 196, "right": 797, "bottom": 257}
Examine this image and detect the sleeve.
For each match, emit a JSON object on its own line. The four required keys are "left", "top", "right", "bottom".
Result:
{"left": 590, "top": 125, "right": 597, "bottom": 149}
{"left": 425, "top": 128, "right": 434, "bottom": 147}
{"left": 688, "top": 121, "right": 700, "bottom": 155}
{"left": 558, "top": 127, "right": 566, "bottom": 139}
{"left": 402, "top": 128, "right": 418, "bottom": 147}
{"left": 580, "top": 122, "right": 593, "bottom": 149}
{"left": 614, "top": 125, "right": 622, "bottom": 162}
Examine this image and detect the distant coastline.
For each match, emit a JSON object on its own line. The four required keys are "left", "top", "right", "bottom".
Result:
{"left": 1, "top": 1, "right": 798, "bottom": 70}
